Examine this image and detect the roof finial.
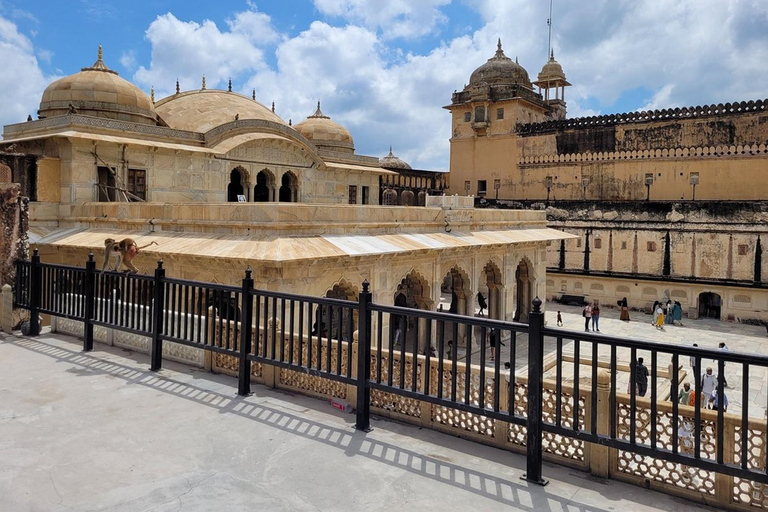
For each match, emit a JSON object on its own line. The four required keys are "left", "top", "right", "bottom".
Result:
{"left": 201, "top": 75, "right": 206, "bottom": 90}
{"left": 388, "top": 145, "right": 394, "bottom": 156}
{"left": 98, "top": 44, "right": 103, "bottom": 62}
{"left": 176, "top": 78, "right": 180, "bottom": 94}
{"left": 497, "top": 38, "right": 502, "bottom": 51}
{"left": 252, "top": 89, "right": 256, "bottom": 100}
{"left": 515, "top": 56, "right": 519, "bottom": 64}
{"left": 150, "top": 86, "right": 155, "bottom": 103}
{"left": 494, "top": 38, "right": 505, "bottom": 58}
{"left": 310, "top": 100, "right": 329, "bottom": 118}
{"left": 550, "top": 49, "right": 554, "bottom": 60}
{"left": 271, "top": 101, "right": 275, "bottom": 113}
{"left": 289, "top": 119, "right": 292, "bottom": 126}
{"left": 228, "top": 77, "right": 232, "bottom": 92}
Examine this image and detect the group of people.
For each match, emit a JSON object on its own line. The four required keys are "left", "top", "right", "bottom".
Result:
{"left": 581, "top": 301, "right": 601, "bottom": 332}
{"left": 652, "top": 300, "right": 684, "bottom": 330}
{"left": 677, "top": 342, "right": 730, "bottom": 411}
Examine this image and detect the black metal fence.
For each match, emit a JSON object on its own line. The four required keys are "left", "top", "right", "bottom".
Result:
{"left": 12, "top": 250, "right": 768, "bottom": 492}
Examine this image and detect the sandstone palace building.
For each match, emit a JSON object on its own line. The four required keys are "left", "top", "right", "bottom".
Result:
{"left": 446, "top": 41, "right": 768, "bottom": 323}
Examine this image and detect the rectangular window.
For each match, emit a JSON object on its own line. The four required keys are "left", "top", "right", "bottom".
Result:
{"left": 97, "top": 166, "right": 116, "bottom": 202}
{"left": 464, "top": 180, "right": 471, "bottom": 193}
{"left": 348, "top": 185, "right": 357, "bottom": 204}
{"left": 594, "top": 238, "right": 602, "bottom": 249}
{"left": 647, "top": 241, "right": 657, "bottom": 252}
{"left": 474, "top": 106, "right": 485, "bottom": 122}
{"left": 477, "top": 180, "right": 487, "bottom": 196}
{"left": 576, "top": 239, "right": 582, "bottom": 248}
{"left": 738, "top": 244, "right": 749, "bottom": 256}
{"left": 496, "top": 108, "right": 504, "bottom": 120}
{"left": 361, "top": 186, "right": 369, "bottom": 205}
{"left": 621, "top": 241, "right": 627, "bottom": 250}
{"left": 127, "top": 168, "right": 146, "bottom": 201}
{"left": 464, "top": 112, "right": 471, "bottom": 122}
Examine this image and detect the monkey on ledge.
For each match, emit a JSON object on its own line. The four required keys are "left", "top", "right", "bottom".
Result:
{"left": 101, "top": 238, "right": 158, "bottom": 274}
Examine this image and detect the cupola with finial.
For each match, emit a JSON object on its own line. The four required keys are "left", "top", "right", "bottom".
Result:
{"left": 533, "top": 49, "right": 570, "bottom": 120}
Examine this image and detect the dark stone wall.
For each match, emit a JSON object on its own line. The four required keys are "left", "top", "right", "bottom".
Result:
{"left": 0, "top": 183, "right": 29, "bottom": 288}
{"left": 556, "top": 126, "right": 616, "bottom": 154}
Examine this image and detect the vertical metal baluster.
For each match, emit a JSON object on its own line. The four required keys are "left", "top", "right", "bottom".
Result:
{"left": 556, "top": 336, "right": 563, "bottom": 427}
{"left": 280, "top": 298, "right": 286, "bottom": 362}
{"left": 202, "top": 288, "right": 210, "bottom": 347}
{"left": 319, "top": 304, "right": 326, "bottom": 371}
{"left": 346, "top": 305, "right": 354, "bottom": 378}
{"left": 253, "top": 294, "right": 262, "bottom": 358}
{"left": 399, "top": 312, "right": 406, "bottom": 390}
{"left": 387, "top": 312, "right": 395, "bottom": 387}
{"left": 425, "top": 319, "right": 433, "bottom": 399}
{"left": 591, "top": 340, "right": 598, "bottom": 436}
{"left": 650, "top": 350, "right": 658, "bottom": 450}
{"left": 464, "top": 320, "right": 472, "bottom": 406}
{"left": 694, "top": 355, "right": 702, "bottom": 459}
{"left": 376, "top": 311, "right": 383, "bottom": 385}
{"left": 183, "top": 283, "right": 190, "bottom": 341}
{"left": 337, "top": 306, "right": 343, "bottom": 375}
{"left": 573, "top": 338, "right": 581, "bottom": 431}
{"left": 492, "top": 325, "right": 500, "bottom": 412}
{"left": 742, "top": 364, "right": 749, "bottom": 470}
{"left": 411, "top": 312, "right": 418, "bottom": 393}
{"left": 610, "top": 345, "right": 617, "bottom": 439}
{"left": 289, "top": 299, "right": 295, "bottom": 365}
{"left": 271, "top": 296, "right": 278, "bottom": 362}
{"left": 717, "top": 358, "right": 725, "bottom": 464}
{"left": 509, "top": 331, "right": 516, "bottom": 415}
{"left": 671, "top": 354, "right": 679, "bottom": 454}
{"left": 629, "top": 347, "right": 636, "bottom": 445}
{"left": 297, "top": 299, "right": 304, "bottom": 367}
{"left": 451, "top": 322, "right": 459, "bottom": 403}
{"left": 306, "top": 303, "right": 313, "bottom": 366}
{"left": 437, "top": 318, "right": 445, "bottom": 399}
{"left": 479, "top": 326, "right": 487, "bottom": 410}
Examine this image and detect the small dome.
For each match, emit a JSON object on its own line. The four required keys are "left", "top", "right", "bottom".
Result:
{"left": 38, "top": 46, "right": 157, "bottom": 125}
{"left": 379, "top": 146, "right": 412, "bottom": 170}
{"left": 294, "top": 102, "right": 354, "bottom": 153}
{"left": 537, "top": 51, "right": 567, "bottom": 82}
{"left": 469, "top": 39, "right": 532, "bottom": 89}
{"left": 155, "top": 90, "right": 286, "bottom": 132}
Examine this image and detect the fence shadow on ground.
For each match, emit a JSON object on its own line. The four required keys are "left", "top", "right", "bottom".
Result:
{"left": 4, "top": 333, "right": 634, "bottom": 512}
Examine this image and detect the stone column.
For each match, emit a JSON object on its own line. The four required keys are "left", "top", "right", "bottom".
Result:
{"left": 1, "top": 284, "right": 12, "bottom": 333}
{"left": 588, "top": 369, "right": 613, "bottom": 478}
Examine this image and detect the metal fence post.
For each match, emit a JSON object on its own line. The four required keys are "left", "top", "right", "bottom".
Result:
{"left": 238, "top": 268, "right": 254, "bottom": 396}
{"left": 355, "top": 280, "right": 372, "bottom": 431}
{"left": 523, "top": 296, "right": 549, "bottom": 485}
{"left": 83, "top": 253, "right": 96, "bottom": 351}
{"left": 28, "top": 249, "right": 41, "bottom": 336}
{"left": 150, "top": 260, "right": 165, "bottom": 371}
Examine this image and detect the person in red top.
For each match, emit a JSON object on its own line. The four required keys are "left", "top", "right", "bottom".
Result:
{"left": 591, "top": 301, "right": 601, "bottom": 332}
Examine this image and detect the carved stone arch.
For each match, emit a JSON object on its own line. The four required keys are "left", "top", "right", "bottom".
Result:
{"left": 227, "top": 165, "right": 249, "bottom": 202}
{"left": 482, "top": 258, "right": 504, "bottom": 320}
{"left": 254, "top": 168, "right": 276, "bottom": 202}
{"left": 279, "top": 170, "right": 299, "bottom": 202}
{"left": 320, "top": 278, "right": 359, "bottom": 342}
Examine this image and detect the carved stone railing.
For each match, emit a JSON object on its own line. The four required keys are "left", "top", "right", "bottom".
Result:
{"left": 520, "top": 143, "right": 768, "bottom": 166}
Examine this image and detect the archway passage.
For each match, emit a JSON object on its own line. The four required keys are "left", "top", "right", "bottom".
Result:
{"left": 279, "top": 172, "right": 298, "bottom": 202}
{"left": 514, "top": 259, "right": 533, "bottom": 323}
{"left": 254, "top": 170, "right": 272, "bottom": 202}
{"left": 698, "top": 292, "right": 722, "bottom": 320}
{"left": 227, "top": 168, "right": 245, "bottom": 202}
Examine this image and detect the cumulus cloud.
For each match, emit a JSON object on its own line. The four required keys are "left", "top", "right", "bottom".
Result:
{"left": 130, "top": 1, "right": 768, "bottom": 170}
{"left": 0, "top": 16, "right": 53, "bottom": 128}
{"left": 133, "top": 10, "right": 277, "bottom": 97}
{"left": 313, "top": 0, "right": 451, "bottom": 39}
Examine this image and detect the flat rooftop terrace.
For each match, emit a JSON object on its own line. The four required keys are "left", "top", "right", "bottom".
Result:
{"left": 0, "top": 330, "right": 716, "bottom": 512}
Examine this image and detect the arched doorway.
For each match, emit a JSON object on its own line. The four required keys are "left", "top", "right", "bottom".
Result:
{"left": 254, "top": 169, "right": 274, "bottom": 202}
{"left": 514, "top": 259, "right": 533, "bottom": 323}
{"left": 314, "top": 280, "right": 358, "bottom": 342}
{"left": 698, "top": 292, "right": 722, "bottom": 319}
{"left": 393, "top": 271, "right": 433, "bottom": 354}
{"left": 227, "top": 168, "right": 246, "bottom": 202}
{"left": 439, "top": 266, "right": 471, "bottom": 347}
{"left": 483, "top": 260, "right": 503, "bottom": 320}
{"left": 279, "top": 171, "right": 298, "bottom": 202}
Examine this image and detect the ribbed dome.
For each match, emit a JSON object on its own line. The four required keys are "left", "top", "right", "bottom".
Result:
{"left": 537, "top": 51, "right": 567, "bottom": 82}
{"left": 294, "top": 102, "right": 354, "bottom": 154}
{"left": 469, "top": 39, "right": 532, "bottom": 89}
{"left": 38, "top": 46, "right": 157, "bottom": 125}
{"left": 154, "top": 90, "right": 286, "bottom": 132}
{"left": 379, "top": 146, "right": 411, "bottom": 170}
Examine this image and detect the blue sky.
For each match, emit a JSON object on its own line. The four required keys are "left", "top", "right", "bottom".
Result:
{"left": 1, "top": 0, "right": 767, "bottom": 170}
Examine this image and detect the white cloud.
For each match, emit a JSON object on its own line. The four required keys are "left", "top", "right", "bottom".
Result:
{"left": 133, "top": 11, "right": 276, "bottom": 97}
{"left": 119, "top": 50, "right": 136, "bottom": 70}
{"left": 0, "top": 17, "right": 53, "bottom": 128}
{"left": 313, "top": 0, "right": 451, "bottom": 39}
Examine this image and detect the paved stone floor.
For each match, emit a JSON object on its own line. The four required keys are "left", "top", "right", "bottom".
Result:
{"left": 0, "top": 330, "right": 718, "bottom": 512}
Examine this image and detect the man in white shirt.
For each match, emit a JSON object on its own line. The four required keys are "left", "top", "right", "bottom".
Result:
{"left": 701, "top": 367, "right": 717, "bottom": 397}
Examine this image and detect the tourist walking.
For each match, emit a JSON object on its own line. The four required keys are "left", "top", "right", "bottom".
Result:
{"left": 556, "top": 311, "right": 563, "bottom": 327}
{"left": 583, "top": 303, "right": 592, "bottom": 332}
{"left": 672, "top": 301, "right": 684, "bottom": 325}
{"left": 717, "top": 342, "right": 730, "bottom": 387}
{"left": 635, "top": 357, "right": 649, "bottom": 396}
{"left": 489, "top": 328, "right": 504, "bottom": 361}
{"left": 591, "top": 301, "right": 601, "bottom": 332}
{"left": 690, "top": 343, "right": 699, "bottom": 376}
{"left": 655, "top": 305, "right": 665, "bottom": 330}
{"left": 701, "top": 367, "right": 717, "bottom": 396}
{"left": 652, "top": 301, "right": 660, "bottom": 325}
{"left": 665, "top": 300, "right": 673, "bottom": 324}
{"left": 678, "top": 382, "right": 695, "bottom": 405}
{"left": 709, "top": 389, "right": 728, "bottom": 412}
